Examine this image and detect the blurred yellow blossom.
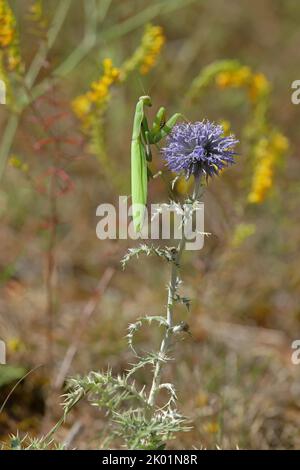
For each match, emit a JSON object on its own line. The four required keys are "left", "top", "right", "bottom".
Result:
{"left": 216, "top": 65, "right": 270, "bottom": 104}
{"left": 121, "top": 24, "right": 165, "bottom": 78}
{"left": 248, "top": 73, "right": 271, "bottom": 102}
{"left": 0, "top": 0, "right": 14, "bottom": 47}
{"left": 89, "top": 58, "right": 120, "bottom": 101}
{"left": 219, "top": 119, "right": 231, "bottom": 135}
{"left": 7, "top": 337, "right": 24, "bottom": 353}
{"left": 139, "top": 25, "right": 165, "bottom": 74}
{"left": 72, "top": 58, "right": 120, "bottom": 127}
{"left": 71, "top": 95, "right": 91, "bottom": 120}
{"left": 203, "top": 421, "right": 220, "bottom": 434}
{"left": 272, "top": 132, "right": 289, "bottom": 153}
{"left": 248, "top": 132, "right": 289, "bottom": 204}
{"left": 216, "top": 65, "right": 252, "bottom": 89}
{"left": 248, "top": 157, "right": 273, "bottom": 204}
{"left": 27, "top": 0, "right": 47, "bottom": 29}
{"left": 9, "top": 155, "right": 29, "bottom": 173}
{"left": 195, "top": 391, "right": 209, "bottom": 408}
{"left": 0, "top": 0, "right": 21, "bottom": 71}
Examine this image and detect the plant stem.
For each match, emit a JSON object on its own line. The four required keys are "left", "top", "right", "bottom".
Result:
{"left": 147, "top": 251, "right": 181, "bottom": 407}
{"left": 0, "top": 114, "right": 19, "bottom": 177}
{"left": 148, "top": 176, "right": 201, "bottom": 407}
{"left": 25, "top": 0, "right": 72, "bottom": 89}
{"left": 53, "top": 0, "right": 98, "bottom": 78}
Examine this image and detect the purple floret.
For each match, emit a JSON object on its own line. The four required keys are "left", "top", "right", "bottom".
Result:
{"left": 161, "top": 120, "right": 239, "bottom": 179}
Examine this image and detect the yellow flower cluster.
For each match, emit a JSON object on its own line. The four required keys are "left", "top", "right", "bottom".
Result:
{"left": 0, "top": 0, "right": 14, "bottom": 47}
{"left": 216, "top": 65, "right": 251, "bottom": 88}
{"left": 219, "top": 119, "right": 231, "bottom": 136}
{"left": 216, "top": 66, "right": 270, "bottom": 103}
{"left": 7, "top": 337, "right": 24, "bottom": 353}
{"left": 203, "top": 421, "right": 220, "bottom": 434}
{"left": 139, "top": 24, "right": 165, "bottom": 75}
{"left": 121, "top": 24, "right": 165, "bottom": 78}
{"left": 248, "top": 72, "right": 270, "bottom": 102}
{"left": 9, "top": 155, "right": 29, "bottom": 173}
{"left": 72, "top": 58, "right": 120, "bottom": 126}
{"left": 0, "top": 0, "right": 21, "bottom": 71}
{"left": 28, "top": 0, "right": 47, "bottom": 29}
{"left": 248, "top": 132, "right": 289, "bottom": 204}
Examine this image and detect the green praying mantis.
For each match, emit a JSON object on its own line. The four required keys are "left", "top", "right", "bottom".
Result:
{"left": 131, "top": 95, "right": 182, "bottom": 233}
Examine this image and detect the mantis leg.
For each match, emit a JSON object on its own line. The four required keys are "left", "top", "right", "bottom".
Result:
{"left": 151, "top": 113, "right": 183, "bottom": 144}
{"left": 151, "top": 107, "right": 166, "bottom": 135}
{"left": 141, "top": 117, "right": 152, "bottom": 162}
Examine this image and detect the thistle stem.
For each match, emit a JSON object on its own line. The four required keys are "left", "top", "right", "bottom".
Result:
{"left": 148, "top": 175, "right": 201, "bottom": 407}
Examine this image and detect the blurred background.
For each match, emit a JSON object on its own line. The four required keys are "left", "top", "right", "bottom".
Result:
{"left": 0, "top": 0, "right": 300, "bottom": 449}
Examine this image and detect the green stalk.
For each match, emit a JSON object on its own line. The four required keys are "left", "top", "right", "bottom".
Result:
{"left": 25, "top": 0, "right": 73, "bottom": 89}
{"left": 0, "top": 114, "right": 19, "bottom": 178}
{"left": 148, "top": 176, "right": 201, "bottom": 407}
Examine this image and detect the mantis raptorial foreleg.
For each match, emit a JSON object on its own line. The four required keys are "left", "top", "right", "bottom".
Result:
{"left": 150, "top": 113, "right": 182, "bottom": 143}
{"left": 151, "top": 107, "right": 166, "bottom": 135}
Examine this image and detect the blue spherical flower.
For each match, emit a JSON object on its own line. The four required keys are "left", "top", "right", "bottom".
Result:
{"left": 162, "top": 120, "right": 239, "bottom": 179}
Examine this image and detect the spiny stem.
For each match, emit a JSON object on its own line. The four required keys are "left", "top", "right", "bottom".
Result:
{"left": 148, "top": 175, "right": 201, "bottom": 407}
{"left": 147, "top": 251, "right": 181, "bottom": 407}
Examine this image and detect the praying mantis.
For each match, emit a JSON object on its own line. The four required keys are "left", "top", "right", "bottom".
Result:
{"left": 131, "top": 95, "right": 182, "bottom": 232}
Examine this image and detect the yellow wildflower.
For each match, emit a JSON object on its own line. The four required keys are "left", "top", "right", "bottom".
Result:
{"left": 215, "top": 71, "right": 231, "bottom": 88}
{"left": 203, "top": 421, "right": 220, "bottom": 434}
{"left": 216, "top": 66, "right": 251, "bottom": 89}
{"left": 72, "top": 58, "right": 120, "bottom": 127}
{"left": 248, "top": 132, "right": 289, "bottom": 204}
{"left": 216, "top": 65, "right": 270, "bottom": 104}
{"left": 0, "top": 0, "right": 21, "bottom": 71}
{"left": 195, "top": 391, "right": 208, "bottom": 408}
{"left": 121, "top": 24, "right": 165, "bottom": 78}
{"left": 27, "top": 0, "right": 47, "bottom": 29}
{"left": 0, "top": 0, "right": 14, "bottom": 47}
{"left": 9, "top": 156, "right": 23, "bottom": 168}
{"left": 7, "top": 337, "right": 24, "bottom": 353}
{"left": 72, "top": 95, "right": 91, "bottom": 119}
{"left": 234, "top": 66, "right": 252, "bottom": 85}
{"left": 272, "top": 132, "right": 289, "bottom": 153}
{"left": 219, "top": 119, "right": 231, "bottom": 136}
{"left": 248, "top": 72, "right": 271, "bottom": 102}
{"left": 9, "top": 155, "right": 29, "bottom": 173}
{"left": 138, "top": 24, "right": 165, "bottom": 74}
{"left": 89, "top": 58, "right": 120, "bottom": 103}
{"left": 248, "top": 157, "right": 273, "bottom": 203}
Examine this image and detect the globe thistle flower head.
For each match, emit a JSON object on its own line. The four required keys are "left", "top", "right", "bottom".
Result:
{"left": 162, "top": 120, "right": 239, "bottom": 179}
